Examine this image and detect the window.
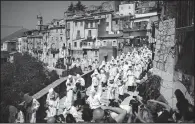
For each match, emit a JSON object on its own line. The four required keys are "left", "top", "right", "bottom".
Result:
{"left": 88, "top": 30, "right": 92, "bottom": 37}
{"left": 75, "top": 22, "right": 77, "bottom": 26}
{"left": 104, "top": 41, "right": 106, "bottom": 46}
{"left": 106, "top": 22, "right": 109, "bottom": 26}
{"left": 95, "top": 22, "right": 98, "bottom": 27}
{"left": 67, "top": 30, "right": 70, "bottom": 38}
{"left": 81, "top": 21, "right": 83, "bottom": 26}
{"left": 80, "top": 42, "right": 82, "bottom": 48}
{"left": 60, "top": 37, "right": 63, "bottom": 41}
{"left": 52, "top": 37, "right": 53, "bottom": 40}
{"left": 53, "top": 54, "right": 55, "bottom": 58}
{"left": 69, "top": 43, "right": 71, "bottom": 48}
{"left": 67, "top": 23, "right": 70, "bottom": 29}
{"left": 113, "top": 41, "right": 117, "bottom": 46}
{"left": 56, "top": 29, "right": 58, "bottom": 33}
{"left": 74, "top": 42, "right": 77, "bottom": 47}
{"left": 60, "top": 29, "right": 62, "bottom": 33}
{"left": 116, "top": 20, "right": 118, "bottom": 24}
{"left": 57, "top": 22, "right": 59, "bottom": 26}
{"left": 95, "top": 51, "right": 98, "bottom": 56}
{"left": 56, "top": 37, "right": 58, "bottom": 41}
{"left": 90, "top": 22, "right": 93, "bottom": 28}
{"left": 129, "top": 5, "right": 131, "bottom": 9}
{"left": 77, "top": 30, "right": 80, "bottom": 37}
{"left": 88, "top": 23, "right": 90, "bottom": 28}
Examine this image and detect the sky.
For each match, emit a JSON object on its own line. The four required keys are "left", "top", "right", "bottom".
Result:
{"left": 1, "top": 1, "right": 103, "bottom": 39}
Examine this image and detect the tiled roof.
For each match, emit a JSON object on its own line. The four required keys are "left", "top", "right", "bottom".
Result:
{"left": 1, "top": 28, "right": 29, "bottom": 43}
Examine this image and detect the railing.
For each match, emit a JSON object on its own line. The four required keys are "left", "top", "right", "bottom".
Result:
{"left": 123, "top": 24, "right": 148, "bottom": 32}
{"left": 19, "top": 69, "right": 95, "bottom": 122}
{"left": 82, "top": 43, "right": 96, "bottom": 49}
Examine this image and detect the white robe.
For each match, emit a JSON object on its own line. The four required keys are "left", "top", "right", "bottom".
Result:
{"left": 134, "top": 64, "right": 142, "bottom": 79}
{"left": 46, "top": 93, "right": 60, "bottom": 117}
{"left": 16, "top": 111, "right": 25, "bottom": 123}
{"left": 107, "top": 82, "right": 117, "bottom": 100}
{"left": 126, "top": 71, "right": 135, "bottom": 87}
{"left": 76, "top": 77, "right": 85, "bottom": 87}
{"left": 86, "top": 93, "right": 101, "bottom": 109}
{"left": 26, "top": 99, "right": 40, "bottom": 123}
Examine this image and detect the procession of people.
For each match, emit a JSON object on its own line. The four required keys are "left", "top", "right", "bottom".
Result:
{"left": 5, "top": 46, "right": 194, "bottom": 123}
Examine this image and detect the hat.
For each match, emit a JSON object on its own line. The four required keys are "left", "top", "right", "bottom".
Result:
{"left": 23, "top": 94, "right": 33, "bottom": 104}
{"left": 76, "top": 74, "right": 81, "bottom": 78}
{"left": 49, "top": 88, "right": 54, "bottom": 93}
{"left": 92, "top": 77, "right": 99, "bottom": 86}
{"left": 68, "top": 75, "right": 72, "bottom": 79}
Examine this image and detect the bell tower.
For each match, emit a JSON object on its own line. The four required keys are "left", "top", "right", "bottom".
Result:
{"left": 36, "top": 12, "right": 43, "bottom": 31}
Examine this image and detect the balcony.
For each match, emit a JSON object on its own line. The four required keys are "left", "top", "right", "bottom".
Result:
{"left": 82, "top": 42, "right": 96, "bottom": 49}
{"left": 123, "top": 22, "right": 148, "bottom": 32}
{"left": 50, "top": 48, "right": 59, "bottom": 54}
{"left": 87, "top": 35, "right": 92, "bottom": 39}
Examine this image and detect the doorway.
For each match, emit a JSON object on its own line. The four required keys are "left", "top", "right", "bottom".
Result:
{"left": 104, "top": 55, "right": 108, "bottom": 62}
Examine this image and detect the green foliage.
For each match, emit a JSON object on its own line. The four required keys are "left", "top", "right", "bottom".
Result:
{"left": 75, "top": 1, "right": 86, "bottom": 12}
{"left": 55, "top": 58, "right": 66, "bottom": 69}
{"left": 68, "top": 2, "right": 74, "bottom": 12}
{"left": 0, "top": 53, "right": 59, "bottom": 119}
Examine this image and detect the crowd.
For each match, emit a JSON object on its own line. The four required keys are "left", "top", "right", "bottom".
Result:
{"left": 4, "top": 46, "right": 195, "bottom": 123}
{"left": 71, "top": 58, "right": 99, "bottom": 72}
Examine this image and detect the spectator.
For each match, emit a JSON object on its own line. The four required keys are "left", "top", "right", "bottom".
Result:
{"left": 23, "top": 93, "right": 40, "bottom": 123}
{"left": 66, "top": 114, "right": 76, "bottom": 123}
{"left": 93, "top": 106, "right": 127, "bottom": 123}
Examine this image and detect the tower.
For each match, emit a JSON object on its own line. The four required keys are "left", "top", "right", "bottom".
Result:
{"left": 36, "top": 13, "right": 43, "bottom": 31}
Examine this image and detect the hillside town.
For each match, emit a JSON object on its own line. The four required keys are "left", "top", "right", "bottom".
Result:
{"left": 1, "top": 0, "right": 194, "bottom": 123}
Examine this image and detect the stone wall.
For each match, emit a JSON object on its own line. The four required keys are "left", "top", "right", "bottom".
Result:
{"left": 152, "top": 18, "right": 194, "bottom": 108}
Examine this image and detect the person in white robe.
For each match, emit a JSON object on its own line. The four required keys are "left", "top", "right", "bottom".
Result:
{"left": 66, "top": 75, "right": 76, "bottom": 108}
{"left": 115, "top": 72, "right": 125, "bottom": 101}
{"left": 15, "top": 106, "right": 25, "bottom": 123}
{"left": 86, "top": 90, "right": 102, "bottom": 109}
{"left": 45, "top": 88, "right": 60, "bottom": 119}
{"left": 75, "top": 74, "right": 85, "bottom": 87}
{"left": 107, "top": 76, "right": 117, "bottom": 103}
{"left": 91, "top": 69, "right": 100, "bottom": 80}
{"left": 134, "top": 62, "right": 142, "bottom": 79}
{"left": 126, "top": 67, "right": 136, "bottom": 92}
{"left": 23, "top": 94, "right": 40, "bottom": 123}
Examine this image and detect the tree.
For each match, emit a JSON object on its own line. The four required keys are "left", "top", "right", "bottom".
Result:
{"left": 0, "top": 53, "right": 59, "bottom": 122}
{"left": 75, "top": 0, "right": 86, "bottom": 12}
{"left": 68, "top": 2, "right": 74, "bottom": 12}
{"left": 55, "top": 58, "right": 66, "bottom": 69}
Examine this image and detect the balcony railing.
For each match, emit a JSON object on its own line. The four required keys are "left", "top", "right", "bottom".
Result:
{"left": 51, "top": 48, "right": 59, "bottom": 54}
{"left": 123, "top": 22, "right": 148, "bottom": 32}
{"left": 82, "top": 43, "right": 96, "bottom": 49}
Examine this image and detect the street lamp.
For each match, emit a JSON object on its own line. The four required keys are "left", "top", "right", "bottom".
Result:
{"left": 66, "top": 55, "right": 72, "bottom": 76}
